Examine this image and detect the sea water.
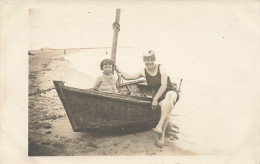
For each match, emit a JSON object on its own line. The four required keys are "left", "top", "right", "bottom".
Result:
{"left": 64, "top": 48, "right": 259, "bottom": 155}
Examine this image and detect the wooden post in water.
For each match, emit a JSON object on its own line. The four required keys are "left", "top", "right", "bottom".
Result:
{"left": 111, "top": 9, "right": 121, "bottom": 64}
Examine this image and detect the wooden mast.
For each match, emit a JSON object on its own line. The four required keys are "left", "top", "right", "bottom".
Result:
{"left": 111, "top": 9, "right": 121, "bottom": 64}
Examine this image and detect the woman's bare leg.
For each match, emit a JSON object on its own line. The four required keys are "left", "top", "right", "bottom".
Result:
{"left": 153, "top": 100, "right": 167, "bottom": 133}
{"left": 153, "top": 91, "right": 177, "bottom": 133}
{"left": 153, "top": 91, "right": 177, "bottom": 147}
{"left": 156, "top": 112, "right": 172, "bottom": 147}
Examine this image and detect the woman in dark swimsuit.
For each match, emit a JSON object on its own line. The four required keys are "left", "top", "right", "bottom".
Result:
{"left": 116, "top": 50, "right": 178, "bottom": 147}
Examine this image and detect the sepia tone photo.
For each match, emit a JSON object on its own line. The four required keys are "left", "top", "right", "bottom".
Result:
{"left": 1, "top": 1, "right": 260, "bottom": 163}
{"left": 28, "top": 7, "right": 191, "bottom": 156}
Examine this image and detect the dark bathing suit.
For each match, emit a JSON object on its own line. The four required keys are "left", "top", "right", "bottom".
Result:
{"left": 145, "top": 64, "right": 179, "bottom": 104}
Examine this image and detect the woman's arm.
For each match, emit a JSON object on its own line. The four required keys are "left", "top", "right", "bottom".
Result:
{"left": 153, "top": 73, "right": 168, "bottom": 101}
{"left": 152, "top": 65, "right": 168, "bottom": 109}
{"left": 116, "top": 66, "right": 143, "bottom": 80}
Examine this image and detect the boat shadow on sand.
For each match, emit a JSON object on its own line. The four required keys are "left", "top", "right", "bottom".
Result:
{"left": 88, "top": 122, "right": 180, "bottom": 140}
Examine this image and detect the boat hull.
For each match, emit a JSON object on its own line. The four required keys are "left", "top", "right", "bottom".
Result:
{"left": 54, "top": 81, "right": 160, "bottom": 132}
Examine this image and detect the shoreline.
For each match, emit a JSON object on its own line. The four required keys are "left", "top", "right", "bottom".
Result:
{"left": 28, "top": 51, "right": 196, "bottom": 156}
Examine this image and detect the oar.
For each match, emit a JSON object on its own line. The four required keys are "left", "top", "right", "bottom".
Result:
{"left": 178, "top": 78, "right": 183, "bottom": 92}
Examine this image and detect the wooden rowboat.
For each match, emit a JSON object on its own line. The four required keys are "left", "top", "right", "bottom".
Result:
{"left": 53, "top": 79, "right": 181, "bottom": 132}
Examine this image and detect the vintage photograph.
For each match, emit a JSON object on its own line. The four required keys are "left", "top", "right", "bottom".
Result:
{"left": 1, "top": 1, "right": 259, "bottom": 163}
{"left": 28, "top": 7, "right": 190, "bottom": 156}
{"left": 27, "top": 3, "right": 260, "bottom": 158}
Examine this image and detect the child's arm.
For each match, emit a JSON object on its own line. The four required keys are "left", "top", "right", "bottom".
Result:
{"left": 93, "top": 76, "right": 102, "bottom": 91}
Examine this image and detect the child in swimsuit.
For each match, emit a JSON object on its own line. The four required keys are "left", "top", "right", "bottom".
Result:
{"left": 93, "top": 59, "right": 121, "bottom": 93}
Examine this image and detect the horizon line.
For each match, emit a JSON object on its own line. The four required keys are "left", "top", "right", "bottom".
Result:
{"left": 29, "top": 46, "right": 131, "bottom": 51}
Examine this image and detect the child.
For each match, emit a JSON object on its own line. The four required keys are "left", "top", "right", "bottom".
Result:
{"left": 93, "top": 59, "right": 121, "bottom": 93}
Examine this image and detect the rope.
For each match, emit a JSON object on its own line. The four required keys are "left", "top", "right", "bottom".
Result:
{"left": 29, "top": 87, "right": 56, "bottom": 96}
{"left": 112, "top": 22, "right": 120, "bottom": 31}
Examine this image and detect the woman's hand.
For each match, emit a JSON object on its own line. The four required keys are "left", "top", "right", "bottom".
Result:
{"left": 152, "top": 98, "right": 159, "bottom": 110}
{"left": 116, "top": 72, "right": 122, "bottom": 78}
{"left": 114, "top": 65, "right": 120, "bottom": 73}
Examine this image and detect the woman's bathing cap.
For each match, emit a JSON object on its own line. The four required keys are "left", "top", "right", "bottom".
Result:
{"left": 143, "top": 50, "right": 156, "bottom": 61}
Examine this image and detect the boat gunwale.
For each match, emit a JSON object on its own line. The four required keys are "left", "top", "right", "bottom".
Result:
{"left": 61, "top": 85, "right": 153, "bottom": 105}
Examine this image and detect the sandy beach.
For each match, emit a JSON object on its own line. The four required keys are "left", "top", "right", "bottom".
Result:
{"left": 28, "top": 50, "right": 195, "bottom": 156}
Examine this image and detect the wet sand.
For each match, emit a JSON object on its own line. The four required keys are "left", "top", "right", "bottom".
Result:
{"left": 28, "top": 50, "right": 196, "bottom": 156}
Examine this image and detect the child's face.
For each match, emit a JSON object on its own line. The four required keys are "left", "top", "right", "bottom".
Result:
{"left": 103, "top": 64, "right": 113, "bottom": 75}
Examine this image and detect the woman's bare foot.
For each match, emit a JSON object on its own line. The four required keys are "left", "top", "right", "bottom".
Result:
{"left": 155, "top": 140, "right": 164, "bottom": 148}
{"left": 153, "top": 127, "right": 162, "bottom": 134}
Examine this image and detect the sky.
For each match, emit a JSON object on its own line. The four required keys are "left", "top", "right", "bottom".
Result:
{"left": 28, "top": 1, "right": 260, "bottom": 50}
